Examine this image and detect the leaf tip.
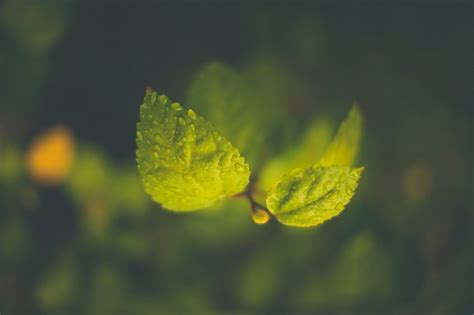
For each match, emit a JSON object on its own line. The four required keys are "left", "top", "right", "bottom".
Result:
{"left": 353, "top": 166, "right": 365, "bottom": 176}
{"left": 349, "top": 103, "right": 363, "bottom": 121}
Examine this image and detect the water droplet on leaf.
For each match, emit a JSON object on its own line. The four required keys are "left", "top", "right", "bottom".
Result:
{"left": 159, "top": 95, "right": 168, "bottom": 104}
{"left": 187, "top": 109, "right": 197, "bottom": 120}
{"left": 171, "top": 103, "right": 182, "bottom": 111}
{"left": 235, "top": 163, "right": 246, "bottom": 174}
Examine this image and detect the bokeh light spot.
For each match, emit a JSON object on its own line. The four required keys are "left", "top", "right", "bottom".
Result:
{"left": 26, "top": 125, "right": 75, "bottom": 185}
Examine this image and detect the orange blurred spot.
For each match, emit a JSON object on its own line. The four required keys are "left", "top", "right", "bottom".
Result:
{"left": 252, "top": 209, "right": 270, "bottom": 225}
{"left": 26, "top": 125, "right": 75, "bottom": 185}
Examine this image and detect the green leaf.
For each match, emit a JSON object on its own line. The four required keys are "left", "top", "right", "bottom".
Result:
{"left": 266, "top": 165, "right": 363, "bottom": 227}
{"left": 258, "top": 117, "right": 334, "bottom": 191}
{"left": 319, "top": 105, "right": 362, "bottom": 167}
{"left": 292, "top": 231, "right": 394, "bottom": 308}
{"left": 265, "top": 105, "right": 364, "bottom": 227}
{"left": 186, "top": 62, "right": 267, "bottom": 168}
{"left": 35, "top": 254, "right": 78, "bottom": 309}
{"left": 136, "top": 89, "right": 250, "bottom": 211}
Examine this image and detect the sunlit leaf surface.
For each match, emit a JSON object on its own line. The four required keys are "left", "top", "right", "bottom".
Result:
{"left": 137, "top": 89, "right": 250, "bottom": 211}
{"left": 267, "top": 165, "right": 363, "bottom": 227}
{"left": 319, "top": 105, "right": 362, "bottom": 167}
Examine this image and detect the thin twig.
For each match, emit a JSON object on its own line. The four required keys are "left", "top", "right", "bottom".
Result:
{"left": 231, "top": 176, "right": 274, "bottom": 219}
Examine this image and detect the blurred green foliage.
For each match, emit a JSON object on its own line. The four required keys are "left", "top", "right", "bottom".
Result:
{"left": 1, "top": 0, "right": 71, "bottom": 56}
{"left": 0, "top": 2, "right": 472, "bottom": 315}
{"left": 186, "top": 61, "right": 291, "bottom": 171}
{"left": 0, "top": 0, "right": 72, "bottom": 112}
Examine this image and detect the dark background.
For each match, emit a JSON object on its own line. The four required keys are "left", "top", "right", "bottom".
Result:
{"left": 0, "top": 1, "right": 472, "bottom": 314}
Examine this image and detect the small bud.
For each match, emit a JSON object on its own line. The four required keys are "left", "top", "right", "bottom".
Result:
{"left": 251, "top": 209, "right": 270, "bottom": 225}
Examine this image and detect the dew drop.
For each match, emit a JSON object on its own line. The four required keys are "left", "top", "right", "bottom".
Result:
{"left": 137, "top": 131, "right": 143, "bottom": 141}
{"left": 154, "top": 134, "right": 165, "bottom": 144}
{"left": 159, "top": 95, "right": 168, "bottom": 104}
{"left": 235, "top": 163, "right": 246, "bottom": 174}
{"left": 178, "top": 117, "right": 186, "bottom": 126}
{"left": 187, "top": 109, "right": 197, "bottom": 120}
{"left": 212, "top": 131, "right": 222, "bottom": 141}
{"left": 171, "top": 103, "right": 182, "bottom": 111}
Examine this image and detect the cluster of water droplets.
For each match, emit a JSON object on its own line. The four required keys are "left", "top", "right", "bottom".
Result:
{"left": 267, "top": 164, "right": 363, "bottom": 226}
{"left": 137, "top": 89, "right": 251, "bottom": 210}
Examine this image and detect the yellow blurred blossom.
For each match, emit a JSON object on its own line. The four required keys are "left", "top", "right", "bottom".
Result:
{"left": 26, "top": 125, "right": 75, "bottom": 185}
